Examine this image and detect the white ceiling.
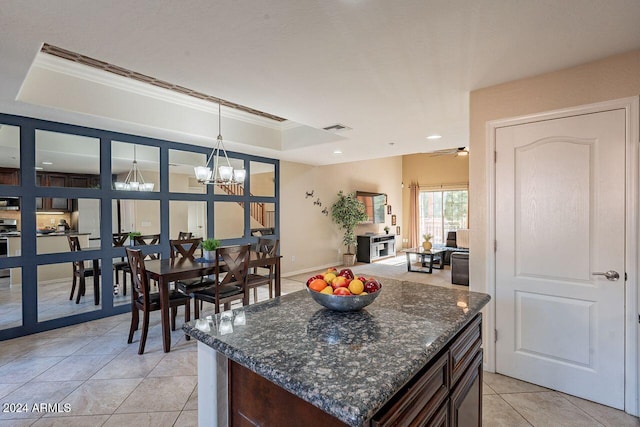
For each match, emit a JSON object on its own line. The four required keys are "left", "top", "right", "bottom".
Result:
{"left": 1, "top": 0, "right": 640, "bottom": 166}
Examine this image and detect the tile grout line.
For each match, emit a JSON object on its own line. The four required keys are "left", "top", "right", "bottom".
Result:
{"left": 493, "top": 392, "right": 535, "bottom": 426}
{"left": 554, "top": 392, "right": 607, "bottom": 427}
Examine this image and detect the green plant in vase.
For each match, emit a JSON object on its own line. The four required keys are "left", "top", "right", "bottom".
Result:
{"left": 202, "top": 238, "right": 221, "bottom": 261}
{"left": 384, "top": 226, "right": 390, "bottom": 234}
{"left": 128, "top": 231, "right": 141, "bottom": 246}
{"left": 331, "top": 191, "right": 368, "bottom": 266}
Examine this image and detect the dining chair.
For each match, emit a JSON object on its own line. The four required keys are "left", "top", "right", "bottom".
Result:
{"left": 178, "top": 231, "right": 193, "bottom": 240}
{"left": 247, "top": 238, "right": 279, "bottom": 302}
{"left": 125, "top": 247, "right": 191, "bottom": 355}
{"left": 133, "top": 234, "right": 162, "bottom": 288}
{"left": 133, "top": 234, "right": 161, "bottom": 260}
{"left": 67, "top": 236, "right": 101, "bottom": 304}
{"left": 112, "top": 232, "right": 130, "bottom": 296}
{"left": 191, "top": 244, "right": 251, "bottom": 318}
{"left": 170, "top": 237, "right": 217, "bottom": 294}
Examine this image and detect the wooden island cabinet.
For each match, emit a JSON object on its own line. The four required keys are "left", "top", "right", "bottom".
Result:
{"left": 185, "top": 279, "right": 490, "bottom": 427}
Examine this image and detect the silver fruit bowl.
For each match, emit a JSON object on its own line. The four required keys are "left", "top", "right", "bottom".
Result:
{"left": 305, "top": 284, "right": 382, "bottom": 312}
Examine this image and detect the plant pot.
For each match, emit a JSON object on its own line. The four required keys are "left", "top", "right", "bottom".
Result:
{"left": 343, "top": 253, "right": 356, "bottom": 267}
{"left": 203, "top": 250, "right": 215, "bottom": 261}
{"left": 422, "top": 241, "right": 432, "bottom": 251}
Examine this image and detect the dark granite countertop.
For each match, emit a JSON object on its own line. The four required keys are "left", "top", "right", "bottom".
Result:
{"left": 183, "top": 279, "right": 490, "bottom": 426}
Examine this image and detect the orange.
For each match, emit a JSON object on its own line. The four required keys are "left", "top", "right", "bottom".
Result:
{"left": 348, "top": 279, "right": 364, "bottom": 295}
{"left": 309, "top": 278, "right": 327, "bottom": 292}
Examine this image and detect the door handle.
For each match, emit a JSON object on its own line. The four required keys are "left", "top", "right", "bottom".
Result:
{"left": 591, "top": 270, "right": 620, "bottom": 281}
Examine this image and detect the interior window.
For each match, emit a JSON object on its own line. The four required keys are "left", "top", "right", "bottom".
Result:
{"left": 0, "top": 124, "right": 20, "bottom": 186}
{"left": 419, "top": 190, "right": 468, "bottom": 245}
{"left": 112, "top": 141, "right": 159, "bottom": 192}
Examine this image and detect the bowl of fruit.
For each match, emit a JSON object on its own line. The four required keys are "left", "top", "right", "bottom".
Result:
{"left": 305, "top": 267, "right": 382, "bottom": 312}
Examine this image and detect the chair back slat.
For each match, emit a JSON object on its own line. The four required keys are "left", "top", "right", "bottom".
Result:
{"left": 178, "top": 231, "right": 193, "bottom": 240}
{"left": 67, "top": 235, "right": 81, "bottom": 252}
{"left": 170, "top": 237, "right": 203, "bottom": 263}
{"left": 112, "top": 233, "right": 128, "bottom": 247}
{"left": 125, "top": 248, "right": 150, "bottom": 301}
{"left": 217, "top": 245, "right": 250, "bottom": 289}
{"left": 133, "top": 234, "right": 161, "bottom": 260}
{"left": 67, "top": 235, "right": 85, "bottom": 274}
{"left": 256, "top": 238, "right": 279, "bottom": 259}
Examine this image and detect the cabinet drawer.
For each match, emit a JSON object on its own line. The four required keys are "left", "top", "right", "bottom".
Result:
{"left": 450, "top": 350, "right": 483, "bottom": 427}
{"left": 450, "top": 314, "right": 482, "bottom": 386}
{"left": 372, "top": 351, "right": 448, "bottom": 426}
{"left": 421, "top": 399, "right": 448, "bottom": 427}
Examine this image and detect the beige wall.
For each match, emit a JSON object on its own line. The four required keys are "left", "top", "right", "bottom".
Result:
{"left": 469, "top": 49, "right": 640, "bottom": 293}
{"left": 280, "top": 156, "right": 403, "bottom": 275}
{"left": 401, "top": 153, "right": 469, "bottom": 246}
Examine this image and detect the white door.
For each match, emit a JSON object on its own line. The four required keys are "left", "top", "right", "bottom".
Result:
{"left": 187, "top": 202, "right": 206, "bottom": 238}
{"left": 495, "top": 108, "right": 626, "bottom": 409}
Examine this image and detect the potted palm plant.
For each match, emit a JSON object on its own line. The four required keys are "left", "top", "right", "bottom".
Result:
{"left": 202, "top": 238, "right": 220, "bottom": 261}
{"left": 331, "top": 191, "right": 368, "bottom": 266}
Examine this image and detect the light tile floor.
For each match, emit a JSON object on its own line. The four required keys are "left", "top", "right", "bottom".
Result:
{"left": 0, "top": 257, "right": 638, "bottom": 426}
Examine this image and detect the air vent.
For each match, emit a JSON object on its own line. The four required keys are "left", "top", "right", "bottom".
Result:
{"left": 323, "top": 124, "right": 352, "bottom": 132}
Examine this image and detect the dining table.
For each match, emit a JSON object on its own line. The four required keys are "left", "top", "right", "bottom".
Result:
{"left": 143, "top": 251, "right": 282, "bottom": 353}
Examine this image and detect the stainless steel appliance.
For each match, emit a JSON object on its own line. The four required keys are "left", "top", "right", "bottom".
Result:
{"left": 0, "top": 219, "right": 19, "bottom": 278}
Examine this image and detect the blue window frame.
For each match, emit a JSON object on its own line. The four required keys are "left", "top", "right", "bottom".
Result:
{"left": 0, "top": 113, "right": 279, "bottom": 340}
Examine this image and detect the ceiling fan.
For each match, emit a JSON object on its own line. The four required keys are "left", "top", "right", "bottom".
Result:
{"left": 429, "top": 147, "right": 469, "bottom": 157}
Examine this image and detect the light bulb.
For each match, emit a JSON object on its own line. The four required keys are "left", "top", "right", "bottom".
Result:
{"left": 194, "top": 166, "right": 212, "bottom": 182}
{"left": 234, "top": 169, "right": 246, "bottom": 183}
{"left": 219, "top": 166, "right": 233, "bottom": 181}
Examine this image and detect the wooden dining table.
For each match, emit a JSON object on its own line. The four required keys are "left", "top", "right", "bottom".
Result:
{"left": 143, "top": 252, "right": 282, "bottom": 353}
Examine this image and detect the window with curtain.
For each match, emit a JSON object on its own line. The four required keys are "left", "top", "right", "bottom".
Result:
{"left": 419, "top": 189, "right": 468, "bottom": 245}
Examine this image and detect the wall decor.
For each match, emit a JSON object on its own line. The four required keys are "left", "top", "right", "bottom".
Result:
{"left": 396, "top": 226, "right": 401, "bottom": 235}
{"left": 321, "top": 207, "right": 329, "bottom": 216}
{"left": 387, "top": 205, "right": 392, "bottom": 215}
{"left": 391, "top": 214, "right": 396, "bottom": 226}
{"left": 305, "top": 190, "right": 314, "bottom": 198}
{"left": 314, "top": 198, "right": 322, "bottom": 207}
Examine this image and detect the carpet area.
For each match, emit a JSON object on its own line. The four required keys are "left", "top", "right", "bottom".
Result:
{"left": 286, "top": 254, "right": 466, "bottom": 290}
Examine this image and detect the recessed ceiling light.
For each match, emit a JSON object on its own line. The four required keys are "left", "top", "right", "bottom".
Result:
{"left": 426, "top": 135, "right": 442, "bottom": 140}
{"left": 333, "top": 150, "right": 342, "bottom": 155}
{"left": 42, "top": 161, "right": 53, "bottom": 165}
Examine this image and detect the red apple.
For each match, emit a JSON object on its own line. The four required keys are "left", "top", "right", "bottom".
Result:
{"left": 331, "top": 276, "right": 350, "bottom": 290}
{"left": 333, "top": 287, "right": 352, "bottom": 296}
{"left": 357, "top": 276, "right": 367, "bottom": 283}
{"left": 338, "top": 268, "right": 354, "bottom": 279}
{"left": 364, "top": 280, "right": 380, "bottom": 294}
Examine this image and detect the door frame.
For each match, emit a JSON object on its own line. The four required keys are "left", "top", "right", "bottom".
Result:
{"left": 484, "top": 96, "right": 639, "bottom": 415}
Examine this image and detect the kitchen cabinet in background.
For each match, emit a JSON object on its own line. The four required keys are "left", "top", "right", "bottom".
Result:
{"left": 0, "top": 167, "right": 19, "bottom": 186}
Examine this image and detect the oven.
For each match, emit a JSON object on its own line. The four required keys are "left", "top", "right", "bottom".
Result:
{"left": 0, "top": 219, "right": 18, "bottom": 278}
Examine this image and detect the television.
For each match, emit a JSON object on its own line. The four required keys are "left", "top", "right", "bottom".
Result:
{"left": 356, "top": 191, "right": 386, "bottom": 224}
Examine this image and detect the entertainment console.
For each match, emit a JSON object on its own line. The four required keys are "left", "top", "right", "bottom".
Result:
{"left": 357, "top": 234, "right": 396, "bottom": 263}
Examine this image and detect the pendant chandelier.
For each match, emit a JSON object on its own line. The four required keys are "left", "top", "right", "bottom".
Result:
{"left": 194, "top": 102, "right": 246, "bottom": 185}
{"left": 114, "top": 145, "right": 154, "bottom": 191}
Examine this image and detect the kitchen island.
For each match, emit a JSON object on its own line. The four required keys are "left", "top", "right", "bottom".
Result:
{"left": 184, "top": 279, "right": 490, "bottom": 426}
